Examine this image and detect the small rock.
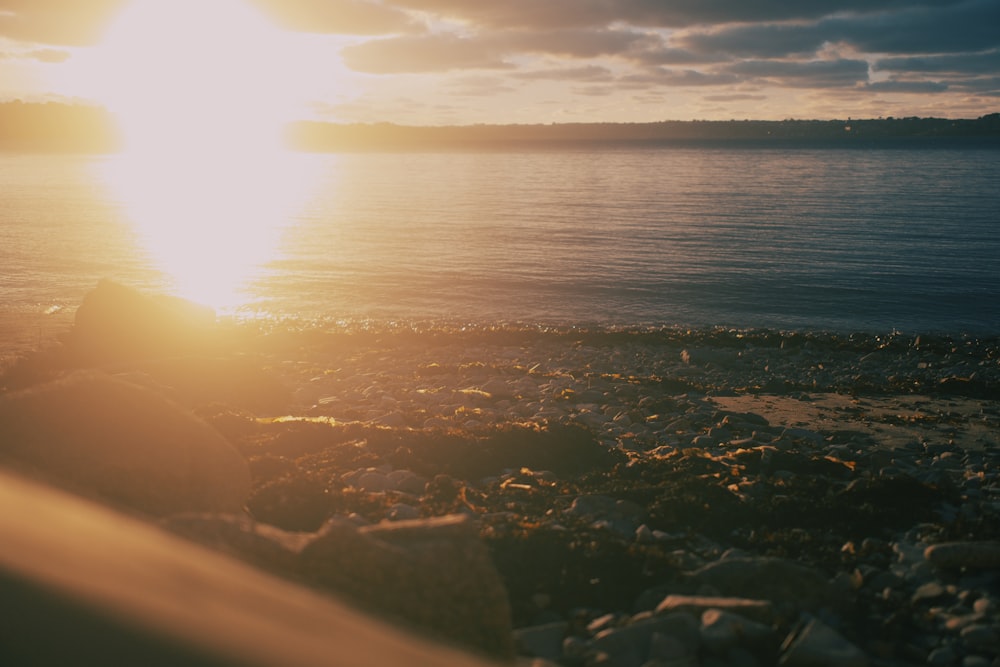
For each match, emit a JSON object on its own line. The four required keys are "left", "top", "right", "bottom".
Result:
{"left": 655, "top": 595, "right": 776, "bottom": 625}
{"left": 925, "top": 542, "right": 1000, "bottom": 570}
{"left": 688, "top": 557, "right": 843, "bottom": 612}
{"left": 779, "top": 617, "right": 869, "bottom": 667}
{"left": 700, "top": 609, "right": 774, "bottom": 655}
{"left": 960, "top": 624, "right": 1000, "bottom": 653}
{"left": 513, "top": 621, "right": 568, "bottom": 661}
{"left": 927, "top": 646, "right": 958, "bottom": 666}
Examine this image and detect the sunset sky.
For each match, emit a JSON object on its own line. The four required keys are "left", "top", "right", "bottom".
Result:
{"left": 1, "top": 0, "right": 997, "bottom": 127}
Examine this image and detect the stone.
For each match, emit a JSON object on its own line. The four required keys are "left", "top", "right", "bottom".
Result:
{"left": 590, "top": 613, "right": 700, "bottom": 667}
{"left": 927, "top": 646, "right": 958, "bottom": 666}
{"left": 655, "top": 594, "right": 776, "bottom": 625}
{"left": 513, "top": 621, "right": 568, "bottom": 661}
{"left": 69, "top": 280, "right": 217, "bottom": 363}
{"left": 699, "top": 609, "right": 775, "bottom": 654}
{"left": 960, "top": 624, "right": 1000, "bottom": 653}
{"left": 299, "top": 513, "right": 514, "bottom": 659}
{"left": 913, "top": 582, "right": 949, "bottom": 603}
{"left": 0, "top": 469, "right": 494, "bottom": 667}
{"left": 128, "top": 355, "right": 290, "bottom": 412}
{"left": 687, "top": 557, "right": 844, "bottom": 612}
{"left": 0, "top": 372, "right": 251, "bottom": 516}
{"left": 565, "top": 494, "right": 649, "bottom": 537}
{"left": 161, "top": 513, "right": 306, "bottom": 575}
{"left": 778, "top": 617, "right": 869, "bottom": 667}
{"left": 925, "top": 542, "right": 1000, "bottom": 570}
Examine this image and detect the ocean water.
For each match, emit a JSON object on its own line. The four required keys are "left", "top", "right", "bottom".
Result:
{"left": 1, "top": 144, "right": 999, "bottom": 351}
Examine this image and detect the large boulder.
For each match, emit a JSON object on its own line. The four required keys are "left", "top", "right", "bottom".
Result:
{"left": 0, "top": 372, "right": 250, "bottom": 516}
{"left": 0, "top": 469, "right": 494, "bottom": 667}
{"left": 163, "top": 512, "right": 516, "bottom": 660}
{"left": 69, "top": 280, "right": 217, "bottom": 362}
{"left": 302, "top": 514, "right": 515, "bottom": 660}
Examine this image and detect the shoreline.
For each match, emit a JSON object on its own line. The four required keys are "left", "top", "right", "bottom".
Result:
{"left": 2, "top": 300, "right": 999, "bottom": 664}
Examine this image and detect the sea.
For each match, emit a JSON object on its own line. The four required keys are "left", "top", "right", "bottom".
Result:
{"left": 2, "top": 142, "right": 999, "bottom": 354}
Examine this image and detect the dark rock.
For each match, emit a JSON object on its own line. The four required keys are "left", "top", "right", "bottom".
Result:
{"left": 656, "top": 594, "right": 776, "bottom": 625}
{"left": 0, "top": 469, "right": 494, "bottom": 667}
{"left": 925, "top": 542, "right": 1000, "bottom": 570}
{"left": 0, "top": 372, "right": 250, "bottom": 516}
{"left": 513, "top": 621, "right": 568, "bottom": 661}
{"left": 687, "top": 557, "right": 843, "bottom": 613}
{"left": 300, "top": 514, "right": 514, "bottom": 659}
{"left": 69, "top": 280, "right": 217, "bottom": 363}
{"left": 590, "top": 612, "right": 700, "bottom": 667}
{"left": 779, "top": 616, "right": 869, "bottom": 667}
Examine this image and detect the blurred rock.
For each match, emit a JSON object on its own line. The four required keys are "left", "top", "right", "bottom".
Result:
{"left": 925, "top": 542, "right": 1000, "bottom": 570}
{"left": 779, "top": 617, "right": 868, "bottom": 667}
{"left": 0, "top": 372, "right": 250, "bottom": 516}
{"left": 69, "top": 280, "right": 217, "bottom": 363}
{"left": 301, "top": 514, "right": 514, "bottom": 659}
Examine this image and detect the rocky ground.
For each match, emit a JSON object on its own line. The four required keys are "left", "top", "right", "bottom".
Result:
{"left": 3, "top": 311, "right": 1000, "bottom": 666}
{"left": 211, "top": 326, "right": 1000, "bottom": 667}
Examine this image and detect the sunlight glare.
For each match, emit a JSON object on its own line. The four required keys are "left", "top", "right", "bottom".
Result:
{"left": 88, "top": 0, "right": 319, "bottom": 311}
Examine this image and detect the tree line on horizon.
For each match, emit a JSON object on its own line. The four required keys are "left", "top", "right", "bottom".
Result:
{"left": 1, "top": 100, "right": 998, "bottom": 153}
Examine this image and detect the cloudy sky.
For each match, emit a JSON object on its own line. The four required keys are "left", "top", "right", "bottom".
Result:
{"left": 1, "top": 0, "right": 997, "bottom": 125}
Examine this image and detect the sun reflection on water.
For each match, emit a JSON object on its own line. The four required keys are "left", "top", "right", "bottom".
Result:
{"left": 98, "top": 147, "right": 320, "bottom": 313}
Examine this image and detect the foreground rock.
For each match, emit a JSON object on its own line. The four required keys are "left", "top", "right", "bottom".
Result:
{"left": 0, "top": 469, "right": 495, "bottom": 667}
{"left": 164, "top": 513, "right": 515, "bottom": 659}
{"left": 69, "top": 279, "right": 217, "bottom": 363}
{"left": 0, "top": 372, "right": 250, "bottom": 516}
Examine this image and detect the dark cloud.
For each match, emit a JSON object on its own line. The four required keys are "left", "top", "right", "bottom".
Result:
{"left": 723, "top": 59, "right": 869, "bottom": 88}
{"left": 387, "top": 0, "right": 965, "bottom": 30}
{"left": 247, "top": 0, "right": 414, "bottom": 35}
{"left": 875, "top": 50, "right": 1000, "bottom": 75}
{"left": 633, "top": 46, "right": 727, "bottom": 67}
{"left": 678, "top": 0, "right": 1000, "bottom": 59}
{"left": 0, "top": 0, "right": 126, "bottom": 45}
{"left": 341, "top": 34, "right": 511, "bottom": 73}
{"left": 863, "top": 80, "right": 949, "bottom": 93}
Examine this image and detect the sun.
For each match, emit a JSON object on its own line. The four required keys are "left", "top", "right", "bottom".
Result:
{"left": 92, "top": 0, "right": 299, "bottom": 155}
{"left": 84, "top": 0, "right": 321, "bottom": 311}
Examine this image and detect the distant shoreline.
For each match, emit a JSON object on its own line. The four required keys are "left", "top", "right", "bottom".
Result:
{"left": 1, "top": 101, "right": 998, "bottom": 153}
{"left": 285, "top": 115, "right": 1000, "bottom": 152}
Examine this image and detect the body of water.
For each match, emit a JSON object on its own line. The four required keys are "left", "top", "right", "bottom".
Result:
{"left": 2, "top": 144, "right": 999, "bottom": 351}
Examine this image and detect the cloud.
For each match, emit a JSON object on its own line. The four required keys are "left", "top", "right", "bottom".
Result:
{"left": 385, "top": 0, "right": 966, "bottom": 30}
{"left": 0, "top": 0, "right": 125, "bottom": 45}
{"left": 864, "top": 80, "right": 950, "bottom": 93}
{"left": 723, "top": 59, "right": 869, "bottom": 88}
{"left": 502, "top": 28, "right": 655, "bottom": 59}
{"left": 703, "top": 93, "right": 768, "bottom": 102}
{"left": 247, "top": 0, "right": 414, "bottom": 35}
{"left": 625, "top": 68, "right": 742, "bottom": 87}
{"left": 512, "top": 65, "right": 613, "bottom": 82}
{"left": 0, "top": 46, "right": 71, "bottom": 62}
{"left": 677, "top": 0, "right": 1000, "bottom": 59}
{"left": 341, "top": 34, "right": 511, "bottom": 73}
{"left": 633, "top": 46, "right": 727, "bottom": 67}
{"left": 875, "top": 50, "right": 1000, "bottom": 76}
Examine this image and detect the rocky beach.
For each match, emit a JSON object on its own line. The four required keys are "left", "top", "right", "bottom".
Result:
{"left": 2, "top": 282, "right": 999, "bottom": 666}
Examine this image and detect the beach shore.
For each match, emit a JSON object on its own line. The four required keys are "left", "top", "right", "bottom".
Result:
{"left": 2, "top": 301, "right": 999, "bottom": 665}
